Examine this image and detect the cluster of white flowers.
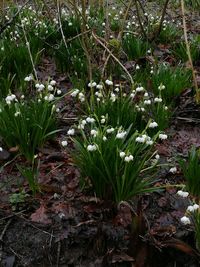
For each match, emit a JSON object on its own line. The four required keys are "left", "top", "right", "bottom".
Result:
{"left": 44, "top": 94, "right": 54, "bottom": 101}
{"left": 105, "top": 79, "right": 113, "bottom": 86}
{"left": 154, "top": 97, "right": 162, "bottom": 103}
{"left": 78, "top": 119, "right": 87, "bottom": 129}
{"left": 61, "top": 140, "right": 68, "bottom": 147}
{"left": 187, "top": 204, "right": 199, "bottom": 213}
{"left": 106, "top": 127, "right": 115, "bottom": 134}
{"left": 169, "top": 166, "right": 177, "bottom": 174}
{"left": 110, "top": 92, "right": 117, "bottom": 102}
{"left": 159, "top": 133, "right": 168, "bottom": 140}
{"left": 149, "top": 121, "right": 158, "bottom": 128}
{"left": 116, "top": 130, "right": 127, "bottom": 139}
{"left": 119, "top": 151, "right": 134, "bottom": 162}
{"left": 158, "top": 84, "right": 165, "bottom": 90}
{"left": 136, "top": 134, "right": 153, "bottom": 145}
{"left": 100, "top": 115, "right": 106, "bottom": 124}
{"left": 87, "top": 144, "right": 98, "bottom": 151}
{"left": 24, "top": 74, "right": 33, "bottom": 82}
{"left": 144, "top": 99, "right": 151, "bottom": 105}
{"left": 180, "top": 216, "right": 191, "bottom": 225}
{"left": 35, "top": 83, "right": 45, "bottom": 92}
{"left": 91, "top": 129, "right": 98, "bottom": 137}
{"left": 88, "top": 81, "right": 97, "bottom": 88}
{"left": 78, "top": 92, "right": 85, "bottom": 102}
{"left": 67, "top": 128, "right": 75, "bottom": 136}
{"left": 177, "top": 190, "right": 189, "bottom": 198}
{"left": 5, "top": 94, "right": 17, "bottom": 105}
{"left": 86, "top": 117, "right": 95, "bottom": 123}
{"left": 71, "top": 89, "right": 79, "bottom": 97}
{"left": 136, "top": 86, "right": 144, "bottom": 92}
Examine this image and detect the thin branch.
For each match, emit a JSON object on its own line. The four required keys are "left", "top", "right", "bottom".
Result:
{"left": 152, "top": 0, "right": 170, "bottom": 41}
{"left": 180, "top": 0, "right": 199, "bottom": 101}
{"left": 134, "top": 0, "right": 147, "bottom": 40}
{"left": 92, "top": 32, "right": 134, "bottom": 85}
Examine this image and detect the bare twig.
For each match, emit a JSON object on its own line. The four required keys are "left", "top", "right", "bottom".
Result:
{"left": 92, "top": 32, "right": 134, "bottom": 85}
{"left": 152, "top": 0, "right": 170, "bottom": 41}
{"left": 134, "top": 0, "right": 148, "bottom": 40}
{"left": 180, "top": 0, "right": 199, "bottom": 101}
{"left": 21, "top": 21, "right": 38, "bottom": 80}
{"left": 0, "top": 219, "right": 13, "bottom": 262}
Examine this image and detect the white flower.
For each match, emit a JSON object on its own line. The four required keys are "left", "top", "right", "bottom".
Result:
{"left": 136, "top": 86, "right": 144, "bottom": 92}
{"left": 14, "top": 111, "right": 20, "bottom": 117}
{"left": 110, "top": 93, "right": 116, "bottom": 102}
{"left": 180, "top": 216, "right": 191, "bottom": 225}
{"left": 115, "top": 87, "right": 119, "bottom": 92}
{"left": 103, "top": 136, "right": 107, "bottom": 141}
{"left": 187, "top": 205, "right": 195, "bottom": 212}
{"left": 149, "top": 121, "right": 158, "bottom": 128}
{"left": 116, "top": 130, "right": 127, "bottom": 139}
{"left": 177, "top": 190, "right": 189, "bottom": 198}
{"left": 130, "top": 93, "right": 135, "bottom": 98}
{"left": 50, "top": 80, "right": 56, "bottom": 86}
{"left": 96, "top": 84, "right": 103, "bottom": 90}
{"left": 146, "top": 140, "right": 153, "bottom": 145}
{"left": 78, "top": 92, "right": 85, "bottom": 102}
{"left": 187, "top": 204, "right": 200, "bottom": 212}
{"left": 136, "top": 136, "right": 146, "bottom": 143}
{"left": 105, "top": 79, "right": 113, "bottom": 86}
{"left": 144, "top": 99, "right": 151, "bottom": 105}
{"left": 87, "top": 144, "right": 97, "bottom": 151}
{"left": 193, "top": 204, "right": 199, "bottom": 210}
{"left": 48, "top": 85, "right": 54, "bottom": 91}
{"left": 101, "top": 118, "right": 106, "bottom": 124}
{"left": 119, "top": 151, "right": 126, "bottom": 158}
{"left": 155, "top": 154, "right": 160, "bottom": 160}
{"left": 106, "top": 128, "right": 115, "bottom": 134}
{"left": 124, "top": 155, "right": 133, "bottom": 162}
{"left": 24, "top": 75, "right": 33, "bottom": 82}
{"left": 159, "top": 133, "right": 168, "bottom": 140}
{"left": 0, "top": 147, "right": 3, "bottom": 152}
{"left": 158, "top": 84, "right": 165, "bottom": 90}
{"left": 61, "top": 140, "right": 68, "bottom": 147}
{"left": 135, "top": 64, "right": 140, "bottom": 70}
{"left": 35, "top": 83, "right": 45, "bottom": 92}
{"left": 71, "top": 89, "right": 79, "bottom": 97}
{"left": 48, "top": 94, "right": 54, "bottom": 101}
{"left": 91, "top": 129, "right": 98, "bottom": 137}
{"left": 57, "top": 90, "right": 62, "bottom": 95}
{"left": 67, "top": 128, "right": 75, "bottom": 135}
{"left": 154, "top": 97, "right": 162, "bottom": 103}
{"left": 169, "top": 167, "right": 177, "bottom": 174}
{"left": 86, "top": 117, "right": 95, "bottom": 123}
{"left": 88, "top": 81, "right": 97, "bottom": 88}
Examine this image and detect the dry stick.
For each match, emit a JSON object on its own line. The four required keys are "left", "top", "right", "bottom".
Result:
{"left": 134, "top": 0, "right": 148, "bottom": 40}
{"left": 117, "top": 0, "right": 132, "bottom": 40}
{"left": 101, "top": 54, "right": 111, "bottom": 78}
{"left": 180, "top": 0, "right": 199, "bottom": 101}
{"left": 92, "top": 32, "right": 134, "bottom": 85}
{"left": 71, "top": 0, "right": 93, "bottom": 81}
{"left": 152, "top": 0, "right": 170, "bottom": 41}
{"left": 0, "top": 219, "right": 13, "bottom": 262}
{"left": 21, "top": 22, "right": 38, "bottom": 80}
{"left": 57, "top": 0, "right": 68, "bottom": 50}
